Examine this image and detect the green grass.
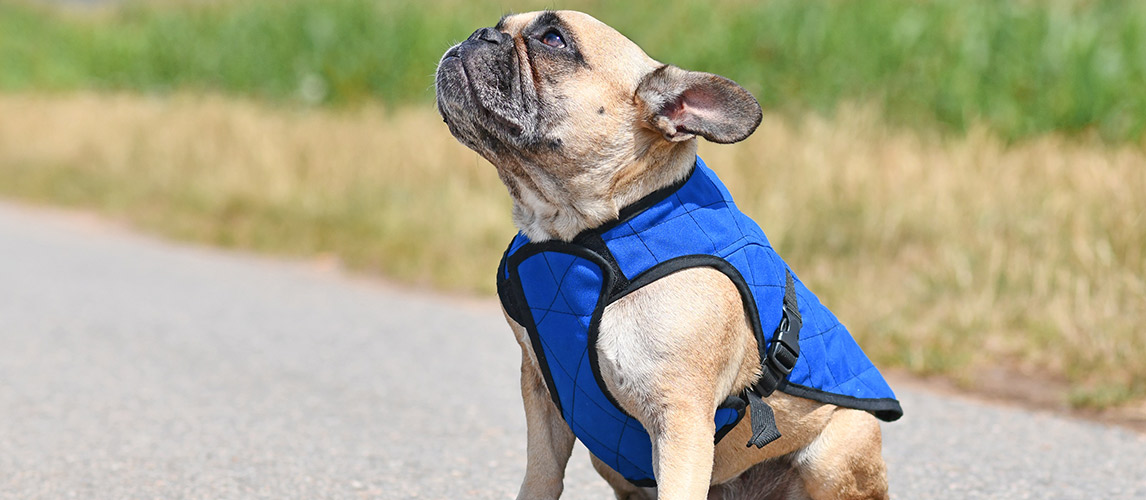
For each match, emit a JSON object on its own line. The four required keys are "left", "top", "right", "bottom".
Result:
{"left": 0, "top": 0, "right": 483, "bottom": 103}
{"left": 3, "top": 0, "right": 1146, "bottom": 142}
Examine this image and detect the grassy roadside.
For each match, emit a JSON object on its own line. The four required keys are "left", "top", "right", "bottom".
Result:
{"left": 0, "top": 94, "right": 514, "bottom": 292}
{"left": 3, "top": 0, "right": 1146, "bottom": 142}
{"left": 1, "top": 93, "right": 1142, "bottom": 409}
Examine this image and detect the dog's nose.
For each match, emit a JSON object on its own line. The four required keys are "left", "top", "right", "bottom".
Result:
{"left": 469, "top": 27, "right": 508, "bottom": 45}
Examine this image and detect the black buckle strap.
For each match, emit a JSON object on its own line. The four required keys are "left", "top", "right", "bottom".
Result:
{"left": 767, "top": 270, "right": 802, "bottom": 378}
{"left": 744, "top": 270, "right": 803, "bottom": 448}
{"left": 754, "top": 270, "right": 802, "bottom": 397}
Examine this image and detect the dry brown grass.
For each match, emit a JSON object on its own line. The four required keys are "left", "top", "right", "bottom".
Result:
{"left": 0, "top": 93, "right": 515, "bottom": 292}
{"left": 1, "top": 93, "right": 1142, "bottom": 407}
{"left": 700, "top": 108, "right": 1146, "bottom": 407}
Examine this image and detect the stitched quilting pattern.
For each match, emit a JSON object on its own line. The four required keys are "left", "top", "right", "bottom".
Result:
{"left": 599, "top": 158, "right": 897, "bottom": 403}
{"left": 516, "top": 251, "right": 741, "bottom": 484}
{"left": 518, "top": 252, "right": 654, "bottom": 481}
{"left": 501, "top": 156, "right": 899, "bottom": 485}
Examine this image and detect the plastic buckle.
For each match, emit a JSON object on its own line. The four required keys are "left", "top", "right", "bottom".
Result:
{"left": 767, "top": 309, "right": 800, "bottom": 376}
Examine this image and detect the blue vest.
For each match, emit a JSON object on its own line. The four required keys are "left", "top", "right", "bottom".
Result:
{"left": 497, "top": 157, "right": 902, "bottom": 486}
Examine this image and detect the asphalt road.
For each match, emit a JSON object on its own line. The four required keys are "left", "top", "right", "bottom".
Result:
{"left": 1, "top": 201, "right": 1143, "bottom": 500}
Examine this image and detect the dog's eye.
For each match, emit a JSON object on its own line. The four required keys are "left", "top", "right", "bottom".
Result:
{"left": 540, "top": 30, "right": 566, "bottom": 48}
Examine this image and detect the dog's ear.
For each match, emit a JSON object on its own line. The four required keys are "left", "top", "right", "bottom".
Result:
{"left": 636, "top": 65, "right": 762, "bottom": 144}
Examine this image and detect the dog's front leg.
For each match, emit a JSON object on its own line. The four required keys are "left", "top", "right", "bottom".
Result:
{"left": 598, "top": 268, "right": 762, "bottom": 500}
{"left": 514, "top": 334, "right": 576, "bottom": 500}
{"left": 649, "top": 401, "right": 718, "bottom": 500}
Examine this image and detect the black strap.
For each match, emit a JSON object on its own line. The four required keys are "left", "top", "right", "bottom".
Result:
{"left": 745, "top": 388, "right": 782, "bottom": 448}
{"left": 753, "top": 270, "right": 802, "bottom": 397}
{"left": 573, "top": 232, "right": 630, "bottom": 298}
{"left": 496, "top": 254, "right": 529, "bottom": 326}
{"left": 745, "top": 270, "right": 802, "bottom": 448}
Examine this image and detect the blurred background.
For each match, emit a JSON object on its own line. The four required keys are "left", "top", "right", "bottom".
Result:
{"left": 1, "top": 0, "right": 1143, "bottom": 414}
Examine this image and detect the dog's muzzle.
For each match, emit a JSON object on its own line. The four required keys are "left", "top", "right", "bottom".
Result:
{"left": 436, "top": 26, "right": 533, "bottom": 146}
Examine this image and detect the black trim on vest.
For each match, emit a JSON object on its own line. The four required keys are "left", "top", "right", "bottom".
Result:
{"left": 499, "top": 157, "right": 902, "bottom": 482}
{"left": 574, "top": 164, "right": 697, "bottom": 241}
{"left": 503, "top": 160, "right": 696, "bottom": 335}
{"left": 612, "top": 254, "right": 771, "bottom": 377}
{"left": 781, "top": 383, "right": 904, "bottom": 422}
{"left": 630, "top": 477, "right": 656, "bottom": 488}
{"left": 611, "top": 254, "right": 799, "bottom": 448}
{"left": 497, "top": 245, "right": 528, "bottom": 327}
{"left": 503, "top": 241, "right": 626, "bottom": 419}
{"left": 606, "top": 255, "right": 902, "bottom": 422}
{"left": 503, "top": 240, "right": 902, "bottom": 451}
{"left": 503, "top": 246, "right": 749, "bottom": 455}
{"left": 572, "top": 231, "right": 631, "bottom": 298}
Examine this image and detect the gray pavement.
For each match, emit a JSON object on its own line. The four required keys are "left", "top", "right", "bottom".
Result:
{"left": 0, "top": 201, "right": 1143, "bottom": 499}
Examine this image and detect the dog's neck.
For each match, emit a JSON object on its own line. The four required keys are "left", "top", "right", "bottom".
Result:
{"left": 504, "top": 141, "right": 697, "bottom": 242}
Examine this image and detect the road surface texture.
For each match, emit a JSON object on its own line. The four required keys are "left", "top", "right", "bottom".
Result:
{"left": 1, "top": 201, "right": 1142, "bottom": 499}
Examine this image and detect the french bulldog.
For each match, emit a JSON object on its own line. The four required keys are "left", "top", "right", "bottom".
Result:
{"left": 435, "top": 10, "right": 900, "bottom": 500}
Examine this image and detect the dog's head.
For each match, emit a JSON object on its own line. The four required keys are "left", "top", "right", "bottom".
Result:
{"left": 436, "top": 10, "right": 761, "bottom": 241}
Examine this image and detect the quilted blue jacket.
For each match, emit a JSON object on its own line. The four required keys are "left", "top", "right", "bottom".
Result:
{"left": 497, "top": 157, "right": 902, "bottom": 486}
